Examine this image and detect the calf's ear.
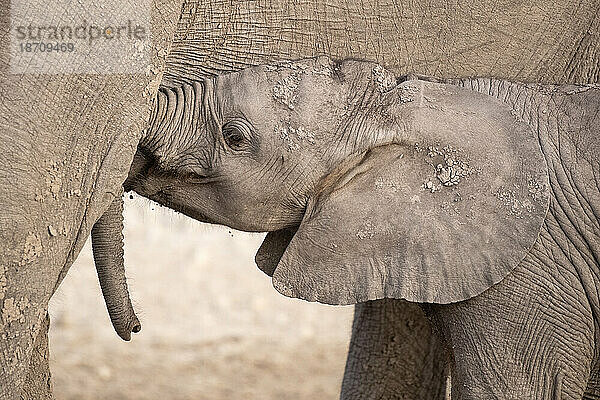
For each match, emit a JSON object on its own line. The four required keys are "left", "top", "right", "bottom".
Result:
{"left": 255, "top": 228, "right": 297, "bottom": 276}
{"left": 266, "top": 80, "right": 550, "bottom": 305}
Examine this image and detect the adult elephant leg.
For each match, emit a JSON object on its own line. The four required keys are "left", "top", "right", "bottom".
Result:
{"left": 0, "top": 1, "right": 184, "bottom": 396}
{"left": 20, "top": 313, "right": 52, "bottom": 400}
{"left": 341, "top": 299, "right": 448, "bottom": 400}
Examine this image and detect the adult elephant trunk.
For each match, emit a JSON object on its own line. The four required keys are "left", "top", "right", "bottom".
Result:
{"left": 91, "top": 191, "right": 141, "bottom": 341}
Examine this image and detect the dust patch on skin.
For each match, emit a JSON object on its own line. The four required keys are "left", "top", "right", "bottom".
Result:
{"left": 409, "top": 194, "right": 421, "bottom": 203}
{"left": 45, "top": 220, "right": 69, "bottom": 237}
{"left": 266, "top": 61, "right": 310, "bottom": 73}
{"left": 440, "top": 192, "right": 465, "bottom": 215}
{"left": 372, "top": 64, "right": 397, "bottom": 93}
{"left": 143, "top": 47, "right": 168, "bottom": 99}
{"left": 48, "top": 225, "right": 58, "bottom": 237}
{"left": 528, "top": 177, "right": 547, "bottom": 203}
{"left": 1, "top": 297, "right": 32, "bottom": 327}
{"left": 494, "top": 172, "right": 547, "bottom": 218}
{"left": 494, "top": 188, "right": 535, "bottom": 217}
{"left": 415, "top": 144, "right": 478, "bottom": 192}
{"left": 37, "top": 159, "right": 83, "bottom": 203}
{"left": 509, "top": 108, "right": 526, "bottom": 123}
{"left": 143, "top": 65, "right": 163, "bottom": 98}
{"left": 270, "top": 61, "right": 313, "bottom": 110}
{"left": 66, "top": 188, "right": 82, "bottom": 198}
{"left": 0, "top": 297, "right": 42, "bottom": 376}
{"left": 271, "top": 58, "right": 338, "bottom": 113}
{"left": 374, "top": 177, "right": 399, "bottom": 192}
{"left": 45, "top": 161, "right": 63, "bottom": 200}
{"left": 356, "top": 220, "right": 375, "bottom": 240}
{"left": 61, "top": 221, "right": 70, "bottom": 236}
{"left": 422, "top": 179, "right": 440, "bottom": 193}
{"left": 20, "top": 233, "right": 42, "bottom": 266}
{"left": 276, "top": 121, "right": 316, "bottom": 152}
{"left": 273, "top": 72, "right": 303, "bottom": 110}
{"left": 372, "top": 64, "right": 420, "bottom": 101}
{"left": 421, "top": 94, "right": 447, "bottom": 111}
{"left": 0, "top": 265, "right": 7, "bottom": 300}
{"left": 374, "top": 155, "right": 403, "bottom": 193}
{"left": 398, "top": 85, "right": 420, "bottom": 102}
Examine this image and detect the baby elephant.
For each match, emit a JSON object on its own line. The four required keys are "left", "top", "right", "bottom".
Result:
{"left": 94, "top": 56, "right": 600, "bottom": 399}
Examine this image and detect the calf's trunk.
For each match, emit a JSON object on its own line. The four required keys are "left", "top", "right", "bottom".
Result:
{"left": 91, "top": 190, "right": 140, "bottom": 341}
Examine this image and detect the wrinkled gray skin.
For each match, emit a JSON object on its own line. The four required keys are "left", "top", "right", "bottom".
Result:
{"left": 2, "top": 0, "right": 598, "bottom": 398}
{"left": 123, "top": 57, "right": 600, "bottom": 399}
{"left": 0, "top": 1, "right": 184, "bottom": 398}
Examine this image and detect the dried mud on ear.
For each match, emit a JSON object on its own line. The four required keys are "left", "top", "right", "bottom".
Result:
{"left": 414, "top": 143, "right": 480, "bottom": 194}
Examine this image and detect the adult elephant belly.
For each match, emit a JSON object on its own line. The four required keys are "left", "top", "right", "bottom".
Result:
{"left": 161, "top": 0, "right": 598, "bottom": 87}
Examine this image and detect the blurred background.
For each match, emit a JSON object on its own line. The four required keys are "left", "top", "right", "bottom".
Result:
{"left": 48, "top": 194, "right": 354, "bottom": 399}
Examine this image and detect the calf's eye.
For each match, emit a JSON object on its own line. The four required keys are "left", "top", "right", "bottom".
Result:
{"left": 222, "top": 119, "right": 251, "bottom": 150}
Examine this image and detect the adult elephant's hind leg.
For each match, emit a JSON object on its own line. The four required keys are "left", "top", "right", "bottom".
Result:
{"left": 341, "top": 299, "right": 448, "bottom": 400}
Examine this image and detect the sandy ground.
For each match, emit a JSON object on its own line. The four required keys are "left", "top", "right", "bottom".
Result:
{"left": 48, "top": 195, "right": 354, "bottom": 399}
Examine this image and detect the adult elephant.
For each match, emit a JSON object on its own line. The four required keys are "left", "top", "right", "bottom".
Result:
{"left": 0, "top": 1, "right": 184, "bottom": 397}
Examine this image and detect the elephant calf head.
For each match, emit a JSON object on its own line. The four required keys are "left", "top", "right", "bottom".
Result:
{"left": 102, "top": 57, "right": 549, "bottom": 325}
{"left": 128, "top": 58, "right": 387, "bottom": 232}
